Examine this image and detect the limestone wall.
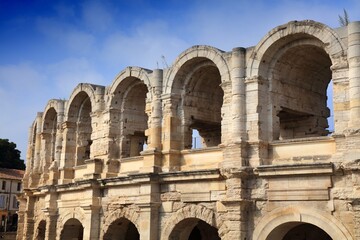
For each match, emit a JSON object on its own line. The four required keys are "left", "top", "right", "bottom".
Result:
{"left": 18, "top": 20, "right": 360, "bottom": 240}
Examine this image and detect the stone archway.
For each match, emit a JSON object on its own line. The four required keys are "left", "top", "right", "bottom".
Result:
{"left": 161, "top": 205, "right": 228, "bottom": 240}
{"left": 35, "top": 220, "right": 46, "bottom": 240}
{"left": 281, "top": 223, "right": 332, "bottom": 240}
{"left": 169, "top": 218, "right": 221, "bottom": 240}
{"left": 101, "top": 207, "right": 140, "bottom": 239}
{"left": 253, "top": 206, "right": 354, "bottom": 240}
{"left": 60, "top": 218, "right": 84, "bottom": 240}
{"left": 247, "top": 20, "right": 347, "bottom": 141}
{"left": 103, "top": 217, "right": 140, "bottom": 240}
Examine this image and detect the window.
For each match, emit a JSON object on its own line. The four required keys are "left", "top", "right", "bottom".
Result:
{"left": 12, "top": 196, "right": 18, "bottom": 209}
{"left": 17, "top": 183, "right": 21, "bottom": 192}
{"left": 0, "top": 195, "right": 5, "bottom": 208}
{"left": 1, "top": 181, "right": 5, "bottom": 190}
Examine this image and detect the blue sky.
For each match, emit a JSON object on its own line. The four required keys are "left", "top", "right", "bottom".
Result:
{"left": 0, "top": 0, "right": 359, "bottom": 160}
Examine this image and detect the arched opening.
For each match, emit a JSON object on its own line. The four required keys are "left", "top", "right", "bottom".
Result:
{"left": 173, "top": 57, "right": 223, "bottom": 149}
{"left": 36, "top": 220, "right": 46, "bottom": 240}
{"left": 67, "top": 91, "right": 92, "bottom": 166}
{"left": 267, "top": 222, "right": 332, "bottom": 240}
{"left": 43, "top": 107, "right": 57, "bottom": 162}
{"left": 260, "top": 36, "right": 333, "bottom": 140}
{"left": 170, "top": 218, "right": 220, "bottom": 240}
{"left": 60, "top": 218, "right": 83, "bottom": 240}
{"left": 110, "top": 77, "right": 148, "bottom": 158}
{"left": 41, "top": 107, "right": 57, "bottom": 184}
{"left": 103, "top": 217, "right": 140, "bottom": 240}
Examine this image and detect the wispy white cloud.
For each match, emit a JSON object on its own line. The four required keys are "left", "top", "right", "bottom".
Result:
{"left": 36, "top": 17, "right": 96, "bottom": 55}
{"left": 46, "top": 57, "right": 107, "bottom": 97}
{"left": 101, "top": 20, "right": 189, "bottom": 70}
{"left": 0, "top": 63, "right": 49, "bottom": 159}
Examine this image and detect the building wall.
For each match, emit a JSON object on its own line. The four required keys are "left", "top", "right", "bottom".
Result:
{"left": 0, "top": 178, "right": 22, "bottom": 233}
{"left": 19, "top": 20, "right": 360, "bottom": 240}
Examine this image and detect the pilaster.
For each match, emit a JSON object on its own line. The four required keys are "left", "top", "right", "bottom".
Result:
{"left": 348, "top": 21, "right": 360, "bottom": 127}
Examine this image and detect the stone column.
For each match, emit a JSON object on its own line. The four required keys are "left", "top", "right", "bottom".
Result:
{"left": 220, "top": 169, "right": 252, "bottom": 240}
{"left": 55, "top": 101, "right": 65, "bottom": 162}
{"left": 161, "top": 93, "right": 182, "bottom": 172}
{"left": 45, "top": 212, "right": 58, "bottom": 240}
{"left": 348, "top": 21, "right": 360, "bottom": 127}
{"left": 222, "top": 48, "right": 247, "bottom": 169}
{"left": 149, "top": 69, "right": 163, "bottom": 150}
{"left": 141, "top": 69, "right": 163, "bottom": 173}
{"left": 138, "top": 203, "right": 160, "bottom": 240}
{"left": 58, "top": 121, "right": 76, "bottom": 183}
{"left": 16, "top": 195, "right": 27, "bottom": 240}
{"left": 82, "top": 206, "right": 101, "bottom": 240}
{"left": 23, "top": 196, "right": 36, "bottom": 240}
{"left": 231, "top": 47, "right": 246, "bottom": 142}
{"left": 137, "top": 180, "right": 160, "bottom": 240}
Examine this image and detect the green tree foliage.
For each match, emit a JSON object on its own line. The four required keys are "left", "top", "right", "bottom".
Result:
{"left": 338, "top": 9, "right": 350, "bottom": 27}
{"left": 0, "top": 139, "right": 25, "bottom": 170}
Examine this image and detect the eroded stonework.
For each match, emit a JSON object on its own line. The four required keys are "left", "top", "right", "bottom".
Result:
{"left": 19, "top": 20, "right": 360, "bottom": 240}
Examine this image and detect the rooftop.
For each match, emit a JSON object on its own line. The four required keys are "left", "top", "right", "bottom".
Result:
{"left": 0, "top": 168, "right": 24, "bottom": 180}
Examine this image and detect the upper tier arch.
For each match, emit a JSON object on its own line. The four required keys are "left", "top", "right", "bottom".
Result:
{"left": 248, "top": 20, "right": 347, "bottom": 78}
{"left": 107, "top": 66, "right": 152, "bottom": 107}
{"left": 164, "top": 45, "right": 231, "bottom": 94}
{"left": 65, "top": 83, "right": 105, "bottom": 121}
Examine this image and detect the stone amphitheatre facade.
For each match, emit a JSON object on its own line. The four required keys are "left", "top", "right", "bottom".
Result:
{"left": 18, "top": 20, "right": 360, "bottom": 240}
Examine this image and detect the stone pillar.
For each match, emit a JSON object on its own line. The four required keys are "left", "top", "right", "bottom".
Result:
{"left": 82, "top": 206, "right": 101, "bottom": 240}
{"left": 222, "top": 48, "right": 247, "bottom": 169}
{"left": 331, "top": 56, "right": 350, "bottom": 134}
{"left": 16, "top": 195, "right": 27, "bottom": 240}
{"left": 59, "top": 121, "right": 76, "bottom": 183}
{"left": 55, "top": 101, "right": 65, "bottom": 162}
{"left": 220, "top": 169, "right": 252, "bottom": 240}
{"left": 231, "top": 47, "right": 246, "bottom": 142}
{"left": 45, "top": 213, "right": 58, "bottom": 240}
{"left": 348, "top": 21, "right": 360, "bottom": 127}
{"left": 161, "top": 94, "right": 182, "bottom": 172}
{"left": 149, "top": 69, "right": 163, "bottom": 150}
{"left": 141, "top": 69, "right": 163, "bottom": 173}
{"left": 138, "top": 203, "right": 160, "bottom": 240}
{"left": 24, "top": 196, "right": 36, "bottom": 240}
{"left": 137, "top": 181, "right": 160, "bottom": 240}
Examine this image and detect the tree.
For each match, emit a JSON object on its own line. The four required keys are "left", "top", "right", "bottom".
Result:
{"left": 0, "top": 139, "right": 25, "bottom": 170}
{"left": 338, "top": 9, "right": 350, "bottom": 27}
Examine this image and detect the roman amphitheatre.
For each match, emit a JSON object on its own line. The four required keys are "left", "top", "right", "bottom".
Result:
{"left": 19, "top": 19, "right": 360, "bottom": 240}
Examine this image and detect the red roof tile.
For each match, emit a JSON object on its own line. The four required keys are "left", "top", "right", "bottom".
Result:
{"left": 0, "top": 168, "right": 24, "bottom": 180}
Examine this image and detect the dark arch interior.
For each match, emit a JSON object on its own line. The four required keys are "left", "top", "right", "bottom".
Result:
{"left": 103, "top": 217, "right": 140, "bottom": 240}
{"left": 170, "top": 218, "right": 220, "bottom": 240}
{"left": 37, "top": 220, "right": 46, "bottom": 240}
{"left": 111, "top": 77, "right": 148, "bottom": 158}
{"left": 43, "top": 107, "right": 57, "bottom": 162}
{"left": 61, "top": 218, "right": 83, "bottom": 240}
{"left": 68, "top": 92, "right": 92, "bottom": 165}
{"left": 173, "top": 57, "right": 223, "bottom": 149}
{"left": 268, "top": 41, "right": 332, "bottom": 140}
{"left": 283, "top": 223, "right": 332, "bottom": 240}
